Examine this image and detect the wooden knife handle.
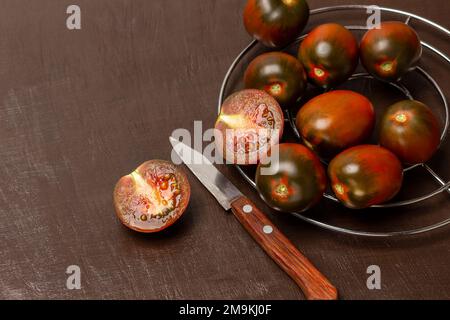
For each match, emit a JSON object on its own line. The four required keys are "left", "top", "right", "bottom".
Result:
{"left": 231, "top": 196, "right": 338, "bottom": 300}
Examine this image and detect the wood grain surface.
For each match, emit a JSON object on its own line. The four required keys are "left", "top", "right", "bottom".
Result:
{"left": 0, "top": 0, "right": 449, "bottom": 300}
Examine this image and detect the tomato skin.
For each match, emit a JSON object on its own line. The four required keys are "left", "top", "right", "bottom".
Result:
{"left": 215, "top": 89, "right": 284, "bottom": 165}
{"left": 113, "top": 160, "right": 190, "bottom": 233}
{"left": 244, "top": 52, "right": 307, "bottom": 108}
{"left": 328, "top": 145, "right": 403, "bottom": 209}
{"left": 379, "top": 100, "right": 440, "bottom": 165}
{"left": 295, "top": 90, "right": 375, "bottom": 159}
{"left": 298, "top": 23, "right": 359, "bottom": 89}
{"left": 360, "top": 22, "right": 422, "bottom": 82}
{"left": 243, "top": 0, "right": 310, "bottom": 48}
{"left": 255, "top": 143, "right": 327, "bottom": 212}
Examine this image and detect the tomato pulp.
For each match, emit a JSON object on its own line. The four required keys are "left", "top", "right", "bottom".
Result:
{"left": 360, "top": 22, "right": 422, "bottom": 82}
{"left": 328, "top": 145, "right": 403, "bottom": 209}
{"left": 215, "top": 89, "right": 284, "bottom": 165}
{"left": 243, "top": 0, "right": 310, "bottom": 48}
{"left": 256, "top": 143, "right": 327, "bottom": 212}
{"left": 379, "top": 100, "right": 441, "bottom": 165}
{"left": 298, "top": 23, "right": 359, "bottom": 89}
{"left": 114, "top": 160, "right": 190, "bottom": 233}
{"left": 295, "top": 90, "right": 375, "bottom": 159}
{"left": 244, "top": 52, "right": 307, "bottom": 108}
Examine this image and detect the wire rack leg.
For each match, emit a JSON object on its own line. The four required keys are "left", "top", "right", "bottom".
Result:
{"left": 424, "top": 164, "right": 450, "bottom": 194}
{"left": 405, "top": 16, "right": 412, "bottom": 25}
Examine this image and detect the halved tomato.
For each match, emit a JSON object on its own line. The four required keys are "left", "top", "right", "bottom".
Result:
{"left": 295, "top": 90, "right": 375, "bottom": 159}
{"left": 255, "top": 143, "right": 327, "bottom": 212}
{"left": 379, "top": 100, "right": 441, "bottom": 164}
{"left": 114, "top": 160, "right": 190, "bottom": 233}
{"left": 244, "top": 52, "right": 307, "bottom": 108}
{"left": 215, "top": 89, "right": 284, "bottom": 165}
{"left": 243, "top": 0, "right": 310, "bottom": 48}
{"left": 360, "top": 22, "right": 422, "bottom": 82}
{"left": 298, "top": 23, "right": 359, "bottom": 89}
{"left": 328, "top": 145, "right": 403, "bottom": 209}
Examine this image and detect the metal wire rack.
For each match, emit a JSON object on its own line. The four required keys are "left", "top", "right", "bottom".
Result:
{"left": 218, "top": 5, "right": 450, "bottom": 237}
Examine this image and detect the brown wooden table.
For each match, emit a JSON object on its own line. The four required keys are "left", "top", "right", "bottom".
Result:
{"left": 0, "top": 0, "right": 449, "bottom": 300}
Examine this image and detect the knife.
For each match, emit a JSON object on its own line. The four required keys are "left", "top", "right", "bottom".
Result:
{"left": 169, "top": 137, "right": 338, "bottom": 300}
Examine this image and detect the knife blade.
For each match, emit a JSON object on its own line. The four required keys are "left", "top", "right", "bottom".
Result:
{"left": 169, "top": 136, "right": 338, "bottom": 300}
{"left": 169, "top": 136, "right": 241, "bottom": 211}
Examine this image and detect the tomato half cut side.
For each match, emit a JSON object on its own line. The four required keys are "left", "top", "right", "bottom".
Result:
{"left": 114, "top": 160, "right": 190, "bottom": 233}
{"left": 215, "top": 89, "right": 284, "bottom": 165}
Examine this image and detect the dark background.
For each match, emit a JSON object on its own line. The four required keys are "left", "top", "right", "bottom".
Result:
{"left": 0, "top": 0, "right": 449, "bottom": 300}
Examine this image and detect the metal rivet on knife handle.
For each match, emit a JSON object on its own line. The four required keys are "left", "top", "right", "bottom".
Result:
{"left": 263, "top": 225, "right": 273, "bottom": 234}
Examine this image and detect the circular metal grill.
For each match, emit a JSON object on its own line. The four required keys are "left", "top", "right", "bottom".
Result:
{"left": 218, "top": 5, "right": 450, "bottom": 237}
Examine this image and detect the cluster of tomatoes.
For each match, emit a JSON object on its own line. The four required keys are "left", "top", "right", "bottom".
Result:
{"left": 215, "top": 0, "right": 441, "bottom": 212}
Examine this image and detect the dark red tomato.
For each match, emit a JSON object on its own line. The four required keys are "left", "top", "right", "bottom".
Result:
{"left": 114, "top": 160, "right": 190, "bottom": 233}
{"left": 255, "top": 143, "right": 327, "bottom": 212}
{"left": 295, "top": 90, "right": 375, "bottom": 159}
{"left": 360, "top": 22, "right": 422, "bottom": 82}
{"left": 379, "top": 100, "right": 441, "bottom": 165}
{"left": 298, "top": 23, "right": 359, "bottom": 89}
{"left": 243, "top": 0, "right": 310, "bottom": 48}
{"left": 215, "top": 89, "right": 284, "bottom": 165}
{"left": 328, "top": 145, "right": 403, "bottom": 209}
{"left": 244, "top": 52, "right": 307, "bottom": 108}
